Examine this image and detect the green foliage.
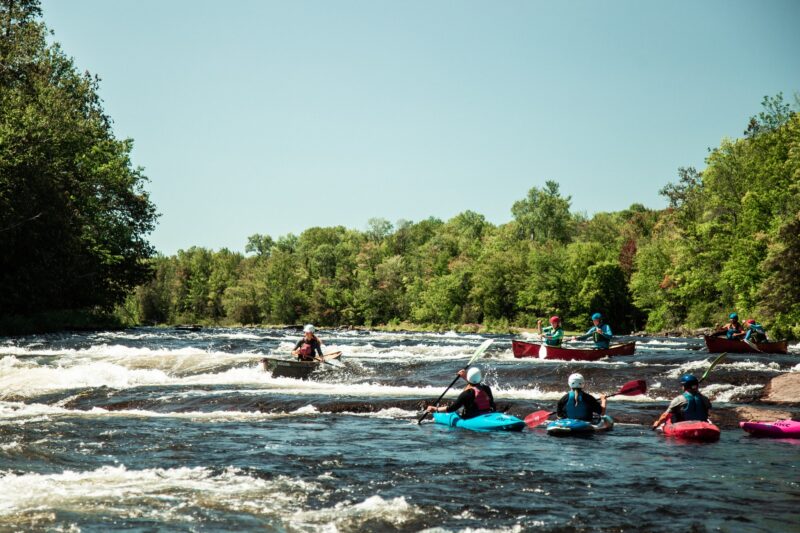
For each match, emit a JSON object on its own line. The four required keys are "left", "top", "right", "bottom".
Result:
{"left": 511, "top": 181, "right": 574, "bottom": 244}
{"left": 0, "top": 0, "right": 157, "bottom": 322}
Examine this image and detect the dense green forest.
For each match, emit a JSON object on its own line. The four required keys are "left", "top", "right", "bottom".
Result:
{"left": 0, "top": 0, "right": 157, "bottom": 331}
{"left": 125, "top": 95, "right": 800, "bottom": 338}
{"left": 1, "top": 2, "right": 798, "bottom": 338}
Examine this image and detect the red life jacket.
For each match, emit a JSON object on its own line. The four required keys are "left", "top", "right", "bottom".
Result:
{"left": 297, "top": 342, "right": 315, "bottom": 360}
{"left": 472, "top": 386, "right": 492, "bottom": 413}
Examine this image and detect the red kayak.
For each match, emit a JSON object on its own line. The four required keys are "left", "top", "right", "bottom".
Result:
{"left": 703, "top": 335, "right": 788, "bottom": 354}
{"left": 512, "top": 340, "right": 636, "bottom": 361}
{"left": 660, "top": 419, "right": 721, "bottom": 442}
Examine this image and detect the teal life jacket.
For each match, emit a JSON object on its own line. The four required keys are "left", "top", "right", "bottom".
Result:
{"left": 565, "top": 391, "right": 592, "bottom": 421}
{"left": 680, "top": 391, "right": 708, "bottom": 421}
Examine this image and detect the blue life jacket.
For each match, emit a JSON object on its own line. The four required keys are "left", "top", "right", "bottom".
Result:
{"left": 590, "top": 324, "right": 612, "bottom": 349}
{"left": 680, "top": 391, "right": 708, "bottom": 421}
{"left": 565, "top": 391, "right": 592, "bottom": 421}
{"left": 745, "top": 324, "right": 767, "bottom": 342}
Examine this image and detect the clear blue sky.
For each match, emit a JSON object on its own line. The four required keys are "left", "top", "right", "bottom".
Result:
{"left": 41, "top": 0, "right": 800, "bottom": 255}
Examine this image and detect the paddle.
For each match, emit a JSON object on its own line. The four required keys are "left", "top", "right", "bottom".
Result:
{"left": 523, "top": 379, "right": 647, "bottom": 428}
{"left": 743, "top": 337, "right": 764, "bottom": 354}
{"left": 417, "top": 339, "right": 494, "bottom": 424}
{"left": 699, "top": 352, "right": 728, "bottom": 383}
{"left": 315, "top": 351, "right": 343, "bottom": 367}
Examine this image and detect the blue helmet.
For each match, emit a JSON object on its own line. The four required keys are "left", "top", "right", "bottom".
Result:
{"left": 729, "top": 312, "right": 738, "bottom": 320}
{"left": 591, "top": 312, "right": 602, "bottom": 321}
{"left": 680, "top": 374, "right": 699, "bottom": 386}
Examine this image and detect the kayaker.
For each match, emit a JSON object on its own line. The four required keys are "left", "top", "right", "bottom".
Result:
{"left": 556, "top": 373, "right": 607, "bottom": 422}
{"left": 713, "top": 312, "right": 744, "bottom": 340}
{"left": 292, "top": 324, "right": 324, "bottom": 362}
{"left": 537, "top": 316, "right": 564, "bottom": 347}
{"left": 743, "top": 319, "right": 768, "bottom": 343}
{"left": 651, "top": 374, "right": 712, "bottom": 429}
{"left": 425, "top": 367, "right": 496, "bottom": 420}
{"left": 572, "top": 312, "right": 612, "bottom": 349}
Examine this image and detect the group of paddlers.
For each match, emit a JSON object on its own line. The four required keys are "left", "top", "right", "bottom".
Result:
{"left": 425, "top": 364, "right": 710, "bottom": 430}
{"left": 711, "top": 312, "right": 769, "bottom": 343}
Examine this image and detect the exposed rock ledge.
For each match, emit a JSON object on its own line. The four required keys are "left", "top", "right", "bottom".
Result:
{"left": 760, "top": 373, "right": 800, "bottom": 405}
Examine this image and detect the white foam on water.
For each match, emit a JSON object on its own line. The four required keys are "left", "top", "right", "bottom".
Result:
{"left": 665, "top": 358, "right": 785, "bottom": 379}
{"left": 291, "top": 494, "right": 423, "bottom": 531}
{"left": 702, "top": 383, "right": 764, "bottom": 403}
{"left": 0, "top": 465, "right": 322, "bottom": 521}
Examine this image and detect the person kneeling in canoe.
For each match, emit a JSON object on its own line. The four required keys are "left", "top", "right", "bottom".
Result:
{"left": 537, "top": 315, "right": 564, "bottom": 346}
{"left": 712, "top": 312, "right": 745, "bottom": 340}
{"left": 572, "top": 312, "right": 612, "bottom": 349}
{"left": 744, "top": 319, "right": 768, "bottom": 343}
{"left": 556, "top": 373, "right": 607, "bottom": 422}
{"left": 292, "top": 324, "right": 324, "bottom": 362}
{"left": 425, "top": 367, "right": 496, "bottom": 419}
{"left": 651, "top": 374, "right": 712, "bottom": 429}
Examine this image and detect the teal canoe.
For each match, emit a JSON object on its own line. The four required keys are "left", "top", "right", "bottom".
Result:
{"left": 432, "top": 412, "right": 526, "bottom": 432}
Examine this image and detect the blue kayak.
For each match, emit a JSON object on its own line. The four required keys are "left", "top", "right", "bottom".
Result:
{"left": 546, "top": 416, "right": 614, "bottom": 436}
{"left": 432, "top": 412, "right": 526, "bottom": 432}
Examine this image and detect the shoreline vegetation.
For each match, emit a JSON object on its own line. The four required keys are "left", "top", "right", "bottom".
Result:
{"left": 2, "top": 4, "right": 799, "bottom": 340}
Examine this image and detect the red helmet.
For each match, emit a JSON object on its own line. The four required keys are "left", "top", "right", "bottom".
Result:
{"left": 550, "top": 316, "right": 560, "bottom": 324}
{"left": 746, "top": 319, "right": 755, "bottom": 325}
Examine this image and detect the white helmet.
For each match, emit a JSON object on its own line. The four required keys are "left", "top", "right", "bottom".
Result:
{"left": 568, "top": 373, "right": 584, "bottom": 389}
{"left": 466, "top": 367, "right": 482, "bottom": 384}
{"left": 303, "top": 324, "right": 316, "bottom": 333}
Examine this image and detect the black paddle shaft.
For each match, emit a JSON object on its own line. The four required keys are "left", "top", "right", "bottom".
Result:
{"left": 416, "top": 370, "right": 464, "bottom": 425}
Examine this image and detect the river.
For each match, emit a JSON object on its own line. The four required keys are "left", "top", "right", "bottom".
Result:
{"left": 1, "top": 328, "right": 798, "bottom": 531}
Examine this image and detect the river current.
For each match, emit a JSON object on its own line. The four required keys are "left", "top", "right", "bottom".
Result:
{"left": 1, "top": 328, "right": 798, "bottom": 532}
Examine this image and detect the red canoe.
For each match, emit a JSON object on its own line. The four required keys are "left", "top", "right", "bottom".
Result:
{"left": 703, "top": 335, "right": 788, "bottom": 354}
{"left": 512, "top": 340, "right": 636, "bottom": 361}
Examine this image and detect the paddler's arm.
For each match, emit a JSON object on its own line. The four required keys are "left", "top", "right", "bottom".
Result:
{"left": 426, "top": 389, "right": 469, "bottom": 414}
{"left": 651, "top": 410, "right": 670, "bottom": 430}
{"left": 291, "top": 339, "right": 302, "bottom": 356}
{"left": 599, "top": 394, "right": 607, "bottom": 416}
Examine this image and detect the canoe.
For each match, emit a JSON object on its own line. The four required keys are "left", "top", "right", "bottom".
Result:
{"left": 740, "top": 419, "right": 800, "bottom": 438}
{"left": 432, "top": 412, "right": 526, "bottom": 432}
{"left": 260, "top": 352, "right": 342, "bottom": 379}
{"left": 703, "top": 335, "right": 788, "bottom": 354}
{"left": 546, "top": 415, "right": 614, "bottom": 436}
{"left": 660, "top": 419, "right": 720, "bottom": 442}
{"left": 512, "top": 340, "right": 636, "bottom": 361}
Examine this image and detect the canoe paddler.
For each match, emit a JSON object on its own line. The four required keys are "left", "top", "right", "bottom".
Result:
{"left": 556, "top": 373, "right": 607, "bottom": 422}
{"left": 571, "top": 312, "right": 612, "bottom": 349}
{"left": 712, "top": 312, "right": 744, "bottom": 340}
{"left": 292, "top": 324, "right": 324, "bottom": 362}
{"left": 651, "top": 374, "right": 712, "bottom": 429}
{"left": 743, "top": 319, "right": 768, "bottom": 343}
{"left": 425, "top": 367, "right": 496, "bottom": 420}
{"left": 537, "top": 315, "right": 564, "bottom": 347}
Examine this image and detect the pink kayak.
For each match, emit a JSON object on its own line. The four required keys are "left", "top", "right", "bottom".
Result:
{"left": 740, "top": 419, "right": 800, "bottom": 438}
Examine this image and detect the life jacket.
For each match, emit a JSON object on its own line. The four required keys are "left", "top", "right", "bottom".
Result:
{"left": 592, "top": 325, "right": 611, "bottom": 349}
{"left": 565, "top": 391, "right": 592, "bottom": 421}
{"left": 746, "top": 324, "right": 767, "bottom": 343}
{"left": 726, "top": 322, "right": 743, "bottom": 339}
{"left": 472, "top": 386, "right": 492, "bottom": 413}
{"left": 680, "top": 391, "right": 708, "bottom": 421}
{"left": 297, "top": 342, "right": 315, "bottom": 360}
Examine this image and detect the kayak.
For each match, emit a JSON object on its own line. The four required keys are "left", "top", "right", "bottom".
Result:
{"left": 260, "top": 352, "right": 342, "bottom": 379}
{"left": 703, "top": 335, "right": 788, "bottom": 354}
{"left": 512, "top": 340, "right": 636, "bottom": 361}
{"left": 432, "top": 412, "right": 525, "bottom": 432}
{"left": 660, "top": 419, "right": 720, "bottom": 442}
{"left": 546, "top": 415, "right": 614, "bottom": 436}
{"left": 740, "top": 419, "right": 800, "bottom": 438}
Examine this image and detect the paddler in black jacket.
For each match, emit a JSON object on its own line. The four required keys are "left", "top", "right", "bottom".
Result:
{"left": 292, "top": 324, "right": 324, "bottom": 362}
{"left": 425, "top": 367, "right": 496, "bottom": 419}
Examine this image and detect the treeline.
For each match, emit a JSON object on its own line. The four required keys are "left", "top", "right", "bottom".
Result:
{"left": 127, "top": 94, "right": 800, "bottom": 338}
{"left": 0, "top": 0, "right": 158, "bottom": 329}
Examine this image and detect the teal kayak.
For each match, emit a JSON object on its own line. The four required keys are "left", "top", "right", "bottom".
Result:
{"left": 546, "top": 415, "right": 614, "bottom": 436}
{"left": 432, "top": 412, "right": 525, "bottom": 432}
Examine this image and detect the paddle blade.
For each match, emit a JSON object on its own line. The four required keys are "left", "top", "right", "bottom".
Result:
{"left": 524, "top": 410, "right": 554, "bottom": 428}
{"left": 700, "top": 352, "right": 728, "bottom": 383}
{"left": 466, "top": 339, "right": 494, "bottom": 367}
{"left": 614, "top": 379, "right": 647, "bottom": 397}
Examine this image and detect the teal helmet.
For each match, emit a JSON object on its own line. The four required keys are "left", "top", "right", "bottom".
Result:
{"left": 729, "top": 312, "right": 738, "bottom": 320}
{"left": 591, "top": 313, "right": 602, "bottom": 321}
